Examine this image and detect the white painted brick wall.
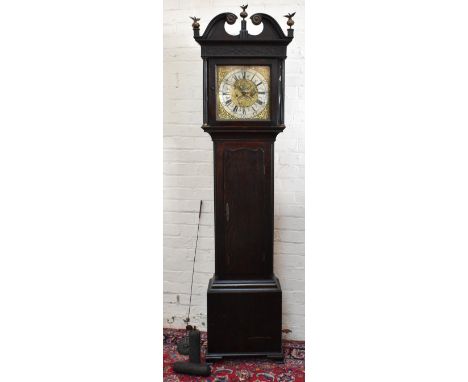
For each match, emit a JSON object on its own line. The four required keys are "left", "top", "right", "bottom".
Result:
{"left": 163, "top": 0, "right": 305, "bottom": 340}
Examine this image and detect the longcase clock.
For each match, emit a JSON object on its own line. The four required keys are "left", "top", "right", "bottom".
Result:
{"left": 191, "top": 5, "right": 295, "bottom": 362}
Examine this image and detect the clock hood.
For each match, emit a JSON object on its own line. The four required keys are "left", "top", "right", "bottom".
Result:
{"left": 192, "top": 7, "right": 294, "bottom": 48}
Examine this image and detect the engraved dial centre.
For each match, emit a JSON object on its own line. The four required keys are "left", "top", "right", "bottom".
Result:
{"left": 231, "top": 79, "right": 258, "bottom": 108}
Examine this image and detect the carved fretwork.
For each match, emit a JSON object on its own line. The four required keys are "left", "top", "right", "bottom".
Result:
{"left": 201, "top": 44, "right": 287, "bottom": 58}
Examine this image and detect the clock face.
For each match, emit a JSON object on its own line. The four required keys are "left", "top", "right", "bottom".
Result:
{"left": 216, "top": 65, "right": 270, "bottom": 121}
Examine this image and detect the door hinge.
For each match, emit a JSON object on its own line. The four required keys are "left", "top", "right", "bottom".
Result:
{"left": 225, "top": 202, "right": 230, "bottom": 222}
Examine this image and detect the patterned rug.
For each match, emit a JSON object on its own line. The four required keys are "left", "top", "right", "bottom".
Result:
{"left": 163, "top": 328, "right": 305, "bottom": 382}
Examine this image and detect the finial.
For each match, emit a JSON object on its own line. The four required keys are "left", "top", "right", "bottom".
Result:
{"left": 284, "top": 12, "right": 295, "bottom": 29}
{"left": 190, "top": 16, "right": 200, "bottom": 30}
{"left": 240, "top": 4, "right": 248, "bottom": 19}
{"left": 190, "top": 16, "right": 200, "bottom": 37}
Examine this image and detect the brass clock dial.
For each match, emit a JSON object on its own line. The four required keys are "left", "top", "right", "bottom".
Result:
{"left": 216, "top": 65, "right": 270, "bottom": 121}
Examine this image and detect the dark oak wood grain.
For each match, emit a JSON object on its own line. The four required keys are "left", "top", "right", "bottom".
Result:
{"left": 222, "top": 144, "right": 269, "bottom": 278}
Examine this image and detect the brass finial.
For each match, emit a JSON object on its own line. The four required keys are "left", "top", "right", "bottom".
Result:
{"left": 284, "top": 12, "right": 295, "bottom": 29}
{"left": 240, "top": 4, "right": 248, "bottom": 19}
{"left": 190, "top": 16, "right": 200, "bottom": 30}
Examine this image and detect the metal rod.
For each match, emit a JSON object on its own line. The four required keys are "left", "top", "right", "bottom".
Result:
{"left": 186, "top": 200, "right": 203, "bottom": 323}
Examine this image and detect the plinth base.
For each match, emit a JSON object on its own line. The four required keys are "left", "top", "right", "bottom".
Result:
{"left": 206, "top": 276, "right": 283, "bottom": 360}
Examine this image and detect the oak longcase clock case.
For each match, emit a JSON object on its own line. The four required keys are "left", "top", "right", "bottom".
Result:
{"left": 192, "top": 6, "right": 294, "bottom": 362}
